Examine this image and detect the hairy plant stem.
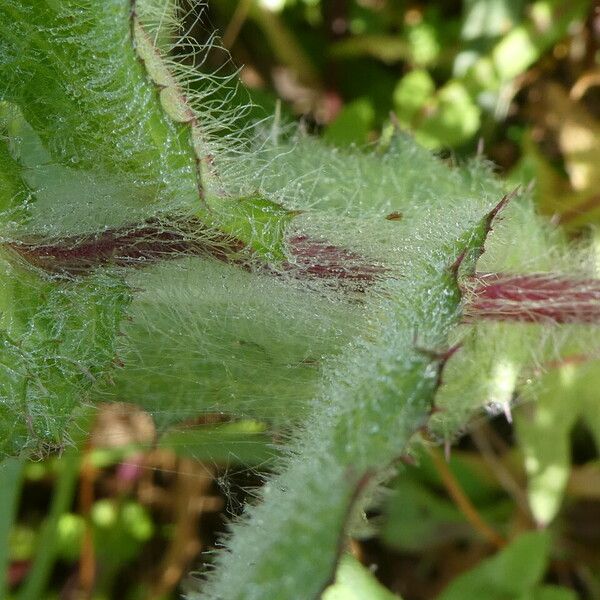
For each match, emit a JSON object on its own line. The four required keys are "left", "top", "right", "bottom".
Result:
{"left": 9, "top": 225, "right": 600, "bottom": 324}
{"left": 197, "top": 198, "right": 511, "bottom": 600}
{"left": 3, "top": 3, "right": 600, "bottom": 598}
{"left": 463, "top": 273, "right": 600, "bottom": 323}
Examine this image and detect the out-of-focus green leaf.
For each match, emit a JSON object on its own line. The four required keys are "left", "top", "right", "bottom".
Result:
{"left": 9, "top": 524, "right": 37, "bottom": 562}
{"left": 490, "top": 0, "right": 590, "bottom": 84}
{"left": 436, "top": 530, "right": 551, "bottom": 600}
{"left": 393, "top": 70, "right": 436, "bottom": 126}
{"left": 382, "top": 449, "right": 511, "bottom": 551}
{"left": 382, "top": 478, "right": 465, "bottom": 551}
{"left": 511, "top": 90, "right": 600, "bottom": 229}
{"left": 507, "top": 131, "right": 570, "bottom": 210}
{"left": 324, "top": 98, "right": 375, "bottom": 147}
{"left": 462, "top": 0, "right": 524, "bottom": 40}
{"left": 0, "top": 458, "right": 24, "bottom": 597}
{"left": 517, "top": 361, "right": 600, "bottom": 525}
{"left": 415, "top": 81, "right": 481, "bottom": 148}
{"left": 407, "top": 22, "right": 440, "bottom": 67}
{"left": 330, "top": 35, "right": 410, "bottom": 64}
{"left": 493, "top": 26, "right": 539, "bottom": 81}
{"left": 91, "top": 499, "right": 154, "bottom": 567}
{"left": 55, "top": 513, "right": 85, "bottom": 562}
{"left": 532, "top": 585, "right": 578, "bottom": 600}
{"left": 409, "top": 449, "right": 501, "bottom": 504}
{"left": 322, "top": 554, "right": 401, "bottom": 600}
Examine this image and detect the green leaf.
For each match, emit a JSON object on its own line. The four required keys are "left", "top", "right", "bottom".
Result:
{"left": 324, "top": 99, "right": 375, "bottom": 147}
{"left": 204, "top": 195, "right": 299, "bottom": 261}
{"left": 517, "top": 361, "right": 600, "bottom": 525}
{"left": 407, "top": 22, "right": 441, "bottom": 67}
{"left": 159, "top": 421, "right": 278, "bottom": 466}
{"left": 0, "top": 262, "right": 130, "bottom": 456}
{"left": 437, "top": 531, "right": 552, "bottom": 600}
{"left": 330, "top": 35, "right": 410, "bottom": 64}
{"left": 415, "top": 81, "right": 481, "bottom": 148}
{"left": 531, "top": 585, "right": 578, "bottom": 600}
{"left": 105, "top": 257, "right": 362, "bottom": 428}
{"left": 1, "top": 3, "right": 597, "bottom": 599}
{"left": 382, "top": 477, "right": 465, "bottom": 551}
{"left": 0, "top": 134, "right": 29, "bottom": 215}
{"left": 55, "top": 513, "right": 85, "bottom": 562}
{"left": 393, "top": 70, "right": 436, "bottom": 126}
{"left": 322, "top": 554, "right": 401, "bottom": 600}
{"left": 492, "top": 26, "right": 539, "bottom": 81}
{"left": 91, "top": 499, "right": 154, "bottom": 567}
{"left": 490, "top": 0, "right": 590, "bottom": 84}
{"left": 461, "top": 0, "right": 524, "bottom": 40}
{"left": 382, "top": 450, "right": 510, "bottom": 551}
{"left": 199, "top": 183, "right": 514, "bottom": 600}
{"left": 409, "top": 448, "right": 501, "bottom": 504}
{"left": 0, "top": 0, "right": 198, "bottom": 217}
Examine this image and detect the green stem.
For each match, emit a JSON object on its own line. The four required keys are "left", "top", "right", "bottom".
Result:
{"left": 198, "top": 199, "right": 506, "bottom": 599}
{"left": 0, "top": 458, "right": 24, "bottom": 598}
{"left": 17, "top": 453, "right": 80, "bottom": 600}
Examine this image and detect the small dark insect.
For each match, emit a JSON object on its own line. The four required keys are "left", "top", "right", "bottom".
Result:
{"left": 385, "top": 211, "right": 403, "bottom": 221}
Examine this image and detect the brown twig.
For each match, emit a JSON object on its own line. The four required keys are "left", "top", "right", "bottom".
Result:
{"left": 470, "top": 424, "right": 531, "bottom": 518}
{"left": 427, "top": 445, "right": 507, "bottom": 549}
{"left": 78, "top": 445, "right": 97, "bottom": 597}
{"left": 222, "top": 0, "right": 253, "bottom": 49}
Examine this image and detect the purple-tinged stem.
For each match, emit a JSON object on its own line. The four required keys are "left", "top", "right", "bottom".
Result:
{"left": 8, "top": 224, "right": 600, "bottom": 324}
{"left": 463, "top": 272, "right": 600, "bottom": 324}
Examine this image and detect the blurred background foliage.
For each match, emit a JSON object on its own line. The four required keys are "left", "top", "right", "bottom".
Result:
{"left": 5, "top": 1, "right": 600, "bottom": 599}
{"left": 206, "top": 0, "right": 600, "bottom": 227}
